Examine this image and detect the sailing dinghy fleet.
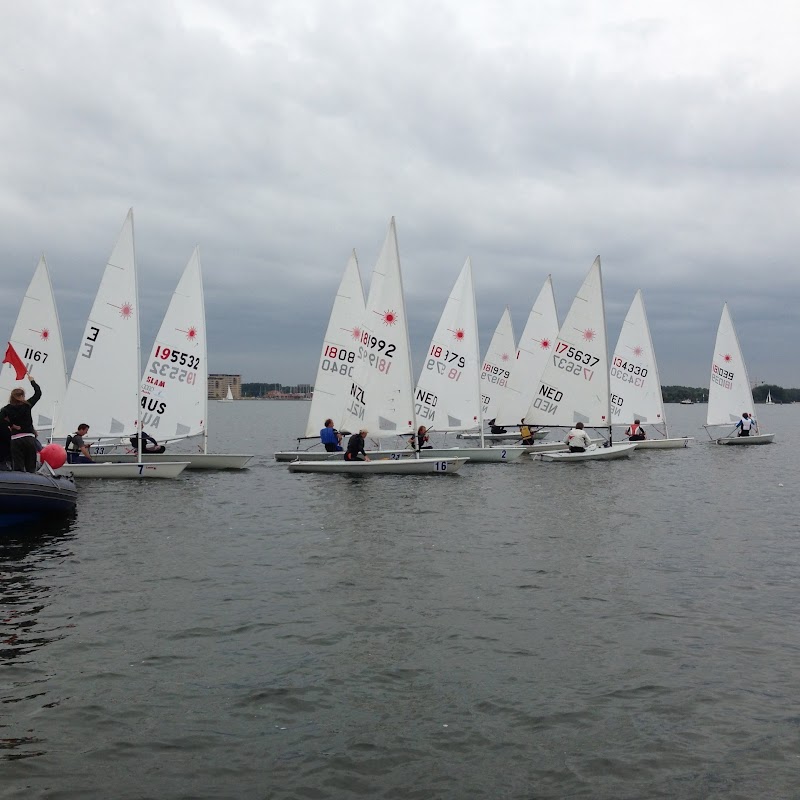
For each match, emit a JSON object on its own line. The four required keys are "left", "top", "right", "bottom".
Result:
{"left": 279, "top": 219, "right": 775, "bottom": 475}
{"left": 2, "top": 209, "right": 253, "bottom": 488}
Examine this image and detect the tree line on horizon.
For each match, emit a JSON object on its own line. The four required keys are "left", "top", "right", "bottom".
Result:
{"left": 243, "top": 383, "right": 798, "bottom": 403}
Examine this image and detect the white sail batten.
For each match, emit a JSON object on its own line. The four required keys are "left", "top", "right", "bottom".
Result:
{"left": 707, "top": 303, "right": 755, "bottom": 426}
{"left": 525, "top": 256, "right": 610, "bottom": 429}
{"left": 480, "top": 307, "right": 516, "bottom": 423}
{"left": 414, "top": 258, "right": 480, "bottom": 432}
{"left": 140, "top": 247, "right": 207, "bottom": 441}
{"left": 303, "top": 251, "right": 365, "bottom": 438}
{"left": 610, "top": 290, "right": 666, "bottom": 429}
{"left": 338, "top": 218, "right": 415, "bottom": 438}
{"left": 55, "top": 210, "right": 140, "bottom": 439}
{"left": 494, "top": 276, "right": 559, "bottom": 425}
{"left": 0, "top": 255, "right": 69, "bottom": 432}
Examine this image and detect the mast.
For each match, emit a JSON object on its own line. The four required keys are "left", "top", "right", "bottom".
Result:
{"left": 132, "top": 209, "right": 143, "bottom": 463}
{"left": 470, "top": 260, "right": 486, "bottom": 450}
{"left": 597, "top": 256, "right": 612, "bottom": 446}
{"left": 393, "top": 218, "right": 419, "bottom": 458}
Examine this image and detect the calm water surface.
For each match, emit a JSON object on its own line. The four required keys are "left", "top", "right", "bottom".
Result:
{"left": 2, "top": 403, "right": 800, "bottom": 799}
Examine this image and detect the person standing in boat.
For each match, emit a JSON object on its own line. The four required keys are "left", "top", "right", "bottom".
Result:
{"left": 320, "top": 418, "right": 343, "bottom": 452}
{"left": 625, "top": 419, "right": 647, "bottom": 441}
{"left": 409, "top": 425, "right": 432, "bottom": 451}
{"left": 0, "top": 415, "right": 10, "bottom": 470}
{"left": 1, "top": 374, "right": 42, "bottom": 472}
{"left": 735, "top": 412, "right": 756, "bottom": 437}
{"left": 519, "top": 418, "right": 534, "bottom": 445}
{"left": 565, "top": 421, "right": 591, "bottom": 453}
{"left": 65, "top": 423, "right": 95, "bottom": 464}
{"left": 345, "top": 428, "right": 371, "bottom": 461}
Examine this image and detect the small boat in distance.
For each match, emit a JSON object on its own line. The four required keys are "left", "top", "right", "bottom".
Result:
{"left": 679, "top": 399, "right": 694, "bottom": 405}
{"left": 218, "top": 385, "right": 234, "bottom": 403}
{"left": 765, "top": 391, "right": 775, "bottom": 405}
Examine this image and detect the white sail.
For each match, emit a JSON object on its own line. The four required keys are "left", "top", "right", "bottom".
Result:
{"left": 0, "top": 255, "right": 68, "bottom": 432}
{"left": 140, "top": 248, "right": 207, "bottom": 441}
{"left": 225, "top": 386, "right": 233, "bottom": 401}
{"left": 338, "top": 218, "right": 415, "bottom": 438}
{"left": 609, "top": 290, "right": 667, "bottom": 430}
{"left": 493, "top": 276, "right": 559, "bottom": 425}
{"left": 54, "top": 209, "right": 139, "bottom": 439}
{"left": 524, "top": 256, "right": 610, "bottom": 429}
{"left": 303, "top": 251, "right": 365, "bottom": 438}
{"left": 480, "top": 307, "right": 516, "bottom": 422}
{"left": 707, "top": 303, "right": 755, "bottom": 426}
{"left": 414, "top": 258, "right": 480, "bottom": 432}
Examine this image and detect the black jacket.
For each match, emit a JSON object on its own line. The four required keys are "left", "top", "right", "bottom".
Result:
{"left": 346, "top": 433, "right": 366, "bottom": 458}
{"left": 0, "top": 380, "right": 42, "bottom": 435}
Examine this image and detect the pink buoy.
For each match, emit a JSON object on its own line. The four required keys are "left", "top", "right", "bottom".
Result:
{"left": 40, "top": 443, "right": 67, "bottom": 469}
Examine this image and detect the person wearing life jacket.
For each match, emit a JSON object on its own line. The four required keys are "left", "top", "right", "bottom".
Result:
{"left": 735, "top": 412, "right": 756, "bottom": 437}
{"left": 625, "top": 419, "right": 647, "bottom": 441}
{"left": 519, "top": 418, "right": 534, "bottom": 445}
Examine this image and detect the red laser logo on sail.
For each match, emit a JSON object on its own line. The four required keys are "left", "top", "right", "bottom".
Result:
{"left": 583, "top": 328, "right": 595, "bottom": 341}
{"left": 381, "top": 310, "right": 397, "bottom": 326}
{"left": 40, "top": 328, "right": 50, "bottom": 341}
{"left": 540, "top": 338, "right": 551, "bottom": 350}
{"left": 633, "top": 345, "right": 643, "bottom": 357}
{"left": 119, "top": 302, "right": 133, "bottom": 319}
{"left": 451, "top": 328, "right": 465, "bottom": 341}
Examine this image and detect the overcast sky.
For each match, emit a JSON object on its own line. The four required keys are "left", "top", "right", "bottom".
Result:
{"left": 2, "top": 1, "right": 799, "bottom": 387}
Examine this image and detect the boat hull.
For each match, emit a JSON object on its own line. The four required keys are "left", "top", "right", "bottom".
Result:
{"left": 286, "top": 457, "right": 469, "bottom": 474}
{"left": 629, "top": 437, "right": 694, "bottom": 449}
{"left": 457, "top": 430, "right": 549, "bottom": 442}
{"left": 421, "top": 447, "right": 527, "bottom": 462}
{"left": 91, "top": 453, "right": 254, "bottom": 470}
{"left": 0, "top": 471, "right": 78, "bottom": 513}
{"left": 716, "top": 433, "right": 775, "bottom": 446}
{"left": 539, "top": 443, "right": 638, "bottom": 462}
{"left": 275, "top": 448, "right": 411, "bottom": 462}
{"left": 56, "top": 462, "right": 189, "bottom": 479}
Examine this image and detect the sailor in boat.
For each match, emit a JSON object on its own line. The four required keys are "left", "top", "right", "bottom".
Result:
{"left": 409, "top": 425, "right": 432, "bottom": 451}
{"left": 565, "top": 421, "right": 591, "bottom": 453}
{"left": 65, "top": 424, "right": 95, "bottom": 464}
{"left": 320, "top": 418, "right": 343, "bottom": 452}
{"left": 488, "top": 418, "right": 507, "bottom": 434}
{"left": 344, "top": 428, "right": 371, "bottom": 461}
{"left": 519, "top": 419, "right": 534, "bottom": 445}
{"left": 625, "top": 419, "right": 647, "bottom": 441}
{"left": 129, "top": 430, "right": 167, "bottom": 454}
{"left": 1, "top": 375, "right": 43, "bottom": 472}
{"left": 735, "top": 412, "right": 756, "bottom": 437}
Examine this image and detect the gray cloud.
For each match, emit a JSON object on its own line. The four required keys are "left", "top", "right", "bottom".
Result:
{"left": 1, "top": 0, "right": 798, "bottom": 389}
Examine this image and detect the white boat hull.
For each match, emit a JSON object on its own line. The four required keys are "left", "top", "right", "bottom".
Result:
{"left": 90, "top": 453, "right": 254, "bottom": 470}
{"left": 286, "top": 457, "right": 469, "bottom": 474}
{"left": 539, "top": 443, "right": 638, "bottom": 462}
{"left": 716, "top": 433, "right": 775, "bottom": 446}
{"left": 56, "top": 461, "right": 190, "bottom": 479}
{"left": 274, "top": 448, "right": 411, "bottom": 462}
{"left": 458, "top": 430, "right": 549, "bottom": 442}
{"left": 628, "top": 437, "right": 694, "bottom": 449}
{"left": 422, "top": 446, "right": 527, "bottom": 462}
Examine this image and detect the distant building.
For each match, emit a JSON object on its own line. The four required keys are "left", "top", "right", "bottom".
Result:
{"left": 208, "top": 374, "right": 241, "bottom": 399}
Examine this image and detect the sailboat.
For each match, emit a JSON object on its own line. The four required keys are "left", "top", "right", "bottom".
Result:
{"left": 409, "top": 258, "right": 525, "bottom": 462}
{"left": 218, "top": 385, "right": 234, "bottom": 403}
{"left": 53, "top": 210, "right": 189, "bottom": 478}
{"left": 287, "top": 219, "right": 467, "bottom": 474}
{"left": 609, "top": 290, "right": 693, "bottom": 449}
{"left": 765, "top": 391, "right": 775, "bottom": 405}
{"left": 525, "top": 256, "right": 637, "bottom": 462}
{"left": 89, "top": 248, "right": 253, "bottom": 469}
{"left": 0, "top": 255, "right": 68, "bottom": 435}
{"left": 705, "top": 304, "right": 775, "bottom": 445}
{"left": 459, "top": 305, "right": 548, "bottom": 443}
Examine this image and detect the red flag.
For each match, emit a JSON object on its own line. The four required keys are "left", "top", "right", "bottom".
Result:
{"left": 3, "top": 343, "right": 26, "bottom": 381}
